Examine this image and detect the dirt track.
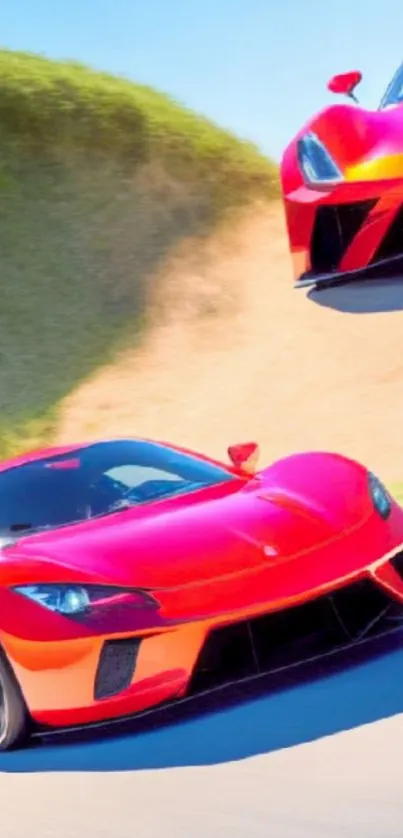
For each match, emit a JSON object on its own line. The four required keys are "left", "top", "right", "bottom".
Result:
{"left": 2, "top": 204, "right": 403, "bottom": 838}
{"left": 57, "top": 202, "right": 403, "bottom": 484}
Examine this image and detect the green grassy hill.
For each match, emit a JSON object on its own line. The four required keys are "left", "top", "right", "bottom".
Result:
{"left": 0, "top": 49, "right": 279, "bottom": 456}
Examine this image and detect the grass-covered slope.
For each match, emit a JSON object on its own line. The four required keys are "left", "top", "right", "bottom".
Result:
{"left": 0, "top": 49, "right": 278, "bottom": 456}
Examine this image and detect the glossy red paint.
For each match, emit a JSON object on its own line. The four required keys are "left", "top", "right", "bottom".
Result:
{"left": 1, "top": 439, "right": 403, "bottom": 739}
{"left": 281, "top": 62, "right": 403, "bottom": 287}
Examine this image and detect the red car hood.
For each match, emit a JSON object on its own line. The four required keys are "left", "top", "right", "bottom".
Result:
{"left": 6, "top": 453, "right": 372, "bottom": 590}
{"left": 290, "top": 102, "right": 403, "bottom": 176}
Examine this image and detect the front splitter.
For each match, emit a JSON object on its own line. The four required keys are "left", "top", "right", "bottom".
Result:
{"left": 295, "top": 252, "right": 403, "bottom": 290}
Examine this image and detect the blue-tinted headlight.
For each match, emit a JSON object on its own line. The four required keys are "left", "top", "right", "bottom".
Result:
{"left": 297, "top": 132, "right": 343, "bottom": 187}
{"left": 368, "top": 472, "right": 391, "bottom": 520}
{"left": 13, "top": 584, "right": 91, "bottom": 614}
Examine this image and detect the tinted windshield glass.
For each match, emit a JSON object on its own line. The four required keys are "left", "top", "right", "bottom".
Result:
{"left": 0, "top": 440, "right": 235, "bottom": 535}
{"left": 379, "top": 62, "right": 403, "bottom": 108}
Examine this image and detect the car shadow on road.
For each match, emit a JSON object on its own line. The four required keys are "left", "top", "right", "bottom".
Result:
{"left": 308, "top": 278, "right": 403, "bottom": 313}
{"left": 1, "top": 632, "right": 403, "bottom": 775}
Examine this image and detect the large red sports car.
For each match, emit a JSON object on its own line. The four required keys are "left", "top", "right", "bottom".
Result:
{"left": 281, "top": 62, "right": 403, "bottom": 288}
{"left": 0, "top": 436, "right": 403, "bottom": 750}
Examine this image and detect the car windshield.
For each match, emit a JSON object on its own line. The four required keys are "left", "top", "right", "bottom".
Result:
{"left": 379, "top": 61, "right": 403, "bottom": 109}
{"left": 0, "top": 439, "right": 236, "bottom": 536}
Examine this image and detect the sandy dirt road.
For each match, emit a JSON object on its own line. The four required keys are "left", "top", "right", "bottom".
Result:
{"left": 57, "top": 203, "right": 403, "bottom": 485}
{"left": 2, "top": 205, "right": 403, "bottom": 836}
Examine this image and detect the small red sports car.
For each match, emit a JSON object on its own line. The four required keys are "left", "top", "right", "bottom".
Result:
{"left": 281, "top": 62, "right": 403, "bottom": 288}
{"left": 1, "top": 436, "right": 403, "bottom": 750}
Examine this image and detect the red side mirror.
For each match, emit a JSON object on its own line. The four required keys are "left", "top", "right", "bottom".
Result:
{"left": 327, "top": 71, "right": 362, "bottom": 101}
{"left": 228, "top": 442, "right": 259, "bottom": 474}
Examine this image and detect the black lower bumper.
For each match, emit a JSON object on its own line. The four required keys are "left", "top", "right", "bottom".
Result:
{"left": 188, "top": 577, "right": 403, "bottom": 694}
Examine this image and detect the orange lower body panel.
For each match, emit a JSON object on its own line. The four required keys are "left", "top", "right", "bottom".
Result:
{"left": 4, "top": 624, "right": 207, "bottom": 728}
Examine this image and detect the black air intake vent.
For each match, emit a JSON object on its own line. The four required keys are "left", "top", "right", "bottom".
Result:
{"left": 94, "top": 638, "right": 141, "bottom": 700}
{"left": 188, "top": 579, "right": 401, "bottom": 695}
{"left": 390, "top": 550, "right": 403, "bottom": 580}
{"left": 310, "top": 199, "right": 376, "bottom": 274}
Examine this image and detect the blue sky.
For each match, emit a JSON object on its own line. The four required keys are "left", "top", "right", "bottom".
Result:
{"left": 2, "top": 0, "right": 402, "bottom": 160}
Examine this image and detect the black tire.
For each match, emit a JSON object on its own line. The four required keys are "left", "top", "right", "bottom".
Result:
{"left": 0, "top": 651, "right": 30, "bottom": 751}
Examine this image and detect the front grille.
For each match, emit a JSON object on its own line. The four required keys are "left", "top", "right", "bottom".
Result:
{"left": 310, "top": 200, "right": 376, "bottom": 274}
{"left": 371, "top": 204, "right": 403, "bottom": 264}
{"left": 390, "top": 550, "right": 403, "bottom": 580}
{"left": 94, "top": 638, "right": 141, "bottom": 700}
{"left": 188, "top": 579, "right": 403, "bottom": 695}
